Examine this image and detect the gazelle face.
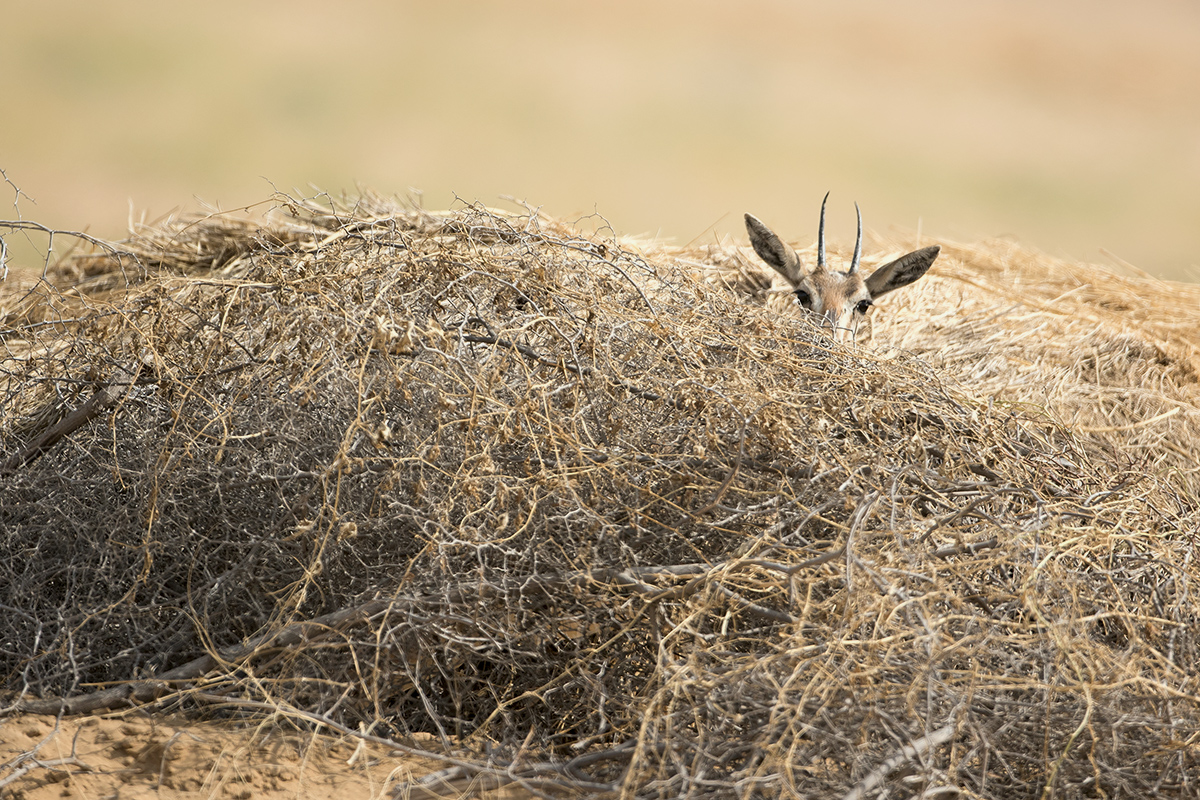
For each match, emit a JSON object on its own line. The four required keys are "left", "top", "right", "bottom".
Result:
{"left": 786, "top": 267, "right": 876, "bottom": 341}
{"left": 745, "top": 195, "right": 939, "bottom": 342}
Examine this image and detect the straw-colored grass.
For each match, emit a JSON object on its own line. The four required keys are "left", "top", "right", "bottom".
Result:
{"left": 699, "top": 227, "right": 1200, "bottom": 493}
{"left": 2, "top": 191, "right": 1198, "bottom": 799}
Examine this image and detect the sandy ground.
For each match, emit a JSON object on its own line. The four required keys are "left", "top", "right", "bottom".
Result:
{"left": 1, "top": 713, "right": 439, "bottom": 800}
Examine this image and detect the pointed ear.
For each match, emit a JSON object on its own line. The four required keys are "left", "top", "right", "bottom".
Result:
{"left": 745, "top": 214, "right": 804, "bottom": 284}
{"left": 866, "top": 245, "right": 939, "bottom": 298}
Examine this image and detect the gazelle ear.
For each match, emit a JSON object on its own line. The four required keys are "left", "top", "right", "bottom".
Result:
{"left": 866, "top": 246, "right": 940, "bottom": 298}
{"left": 745, "top": 214, "right": 804, "bottom": 284}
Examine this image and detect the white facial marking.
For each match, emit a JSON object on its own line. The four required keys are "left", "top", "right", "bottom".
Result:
{"left": 793, "top": 270, "right": 872, "bottom": 342}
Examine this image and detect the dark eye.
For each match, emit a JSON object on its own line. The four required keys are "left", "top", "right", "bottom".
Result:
{"left": 794, "top": 290, "right": 812, "bottom": 309}
{"left": 856, "top": 299, "right": 873, "bottom": 314}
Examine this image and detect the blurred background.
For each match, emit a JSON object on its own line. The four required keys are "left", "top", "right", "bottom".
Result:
{"left": 2, "top": 0, "right": 1198, "bottom": 280}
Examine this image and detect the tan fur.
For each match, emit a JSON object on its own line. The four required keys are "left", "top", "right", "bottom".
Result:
{"left": 739, "top": 203, "right": 940, "bottom": 342}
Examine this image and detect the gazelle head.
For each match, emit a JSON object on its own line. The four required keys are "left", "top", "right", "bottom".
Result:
{"left": 744, "top": 194, "right": 939, "bottom": 342}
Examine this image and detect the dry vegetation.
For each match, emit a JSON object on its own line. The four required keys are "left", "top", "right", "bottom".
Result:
{"left": 2, "top": 191, "right": 1199, "bottom": 799}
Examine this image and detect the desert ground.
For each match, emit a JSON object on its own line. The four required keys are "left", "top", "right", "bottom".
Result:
{"left": 0, "top": 713, "right": 431, "bottom": 800}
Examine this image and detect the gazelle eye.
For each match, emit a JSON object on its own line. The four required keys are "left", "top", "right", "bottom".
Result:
{"left": 855, "top": 299, "right": 873, "bottom": 314}
{"left": 794, "top": 290, "right": 812, "bottom": 309}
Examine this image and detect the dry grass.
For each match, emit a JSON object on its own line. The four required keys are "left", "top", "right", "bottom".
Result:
{"left": 699, "top": 227, "right": 1200, "bottom": 493}
{"left": 2, "top": 191, "right": 1198, "bottom": 799}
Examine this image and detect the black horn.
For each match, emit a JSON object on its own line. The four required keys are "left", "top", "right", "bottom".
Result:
{"left": 817, "top": 191, "right": 829, "bottom": 268}
{"left": 850, "top": 202, "right": 863, "bottom": 273}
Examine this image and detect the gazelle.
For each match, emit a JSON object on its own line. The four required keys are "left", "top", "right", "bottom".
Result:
{"left": 744, "top": 193, "right": 939, "bottom": 342}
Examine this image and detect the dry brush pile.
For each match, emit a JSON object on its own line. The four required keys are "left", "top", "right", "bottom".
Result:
{"left": 2, "top": 191, "right": 1199, "bottom": 799}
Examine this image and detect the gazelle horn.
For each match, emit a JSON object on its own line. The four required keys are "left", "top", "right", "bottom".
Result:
{"left": 817, "top": 191, "right": 830, "bottom": 269}
{"left": 850, "top": 202, "right": 863, "bottom": 273}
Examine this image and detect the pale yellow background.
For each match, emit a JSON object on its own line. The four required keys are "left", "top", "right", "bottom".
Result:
{"left": 2, "top": 0, "right": 1198, "bottom": 279}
